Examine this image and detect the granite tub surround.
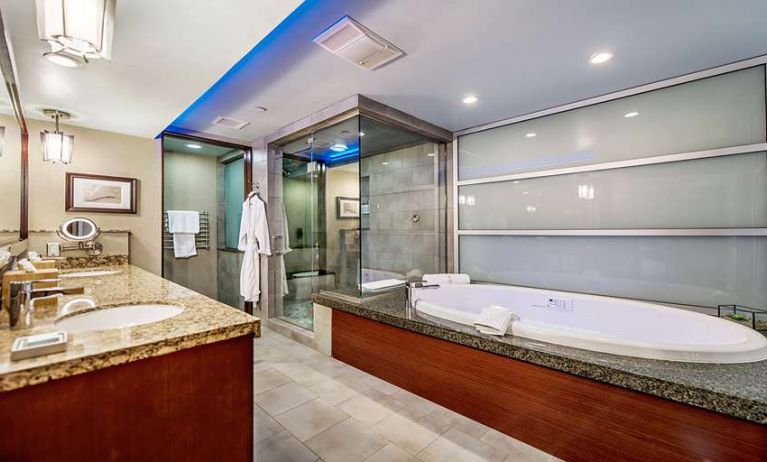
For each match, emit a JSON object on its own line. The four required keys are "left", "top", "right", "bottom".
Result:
{"left": 313, "top": 290, "right": 767, "bottom": 424}
{"left": 0, "top": 265, "right": 259, "bottom": 392}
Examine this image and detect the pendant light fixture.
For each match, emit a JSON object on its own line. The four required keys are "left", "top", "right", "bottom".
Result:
{"left": 35, "top": 0, "right": 116, "bottom": 67}
{"left": 41, "top": 109, "right": 74, "bottom": 164}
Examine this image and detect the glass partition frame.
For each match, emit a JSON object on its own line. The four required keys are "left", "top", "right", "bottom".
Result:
{"left": 452, "top": 56, "right": 767, "bottom": 307}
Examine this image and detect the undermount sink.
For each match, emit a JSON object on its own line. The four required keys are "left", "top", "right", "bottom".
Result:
{"left": 55, "top": 304, "right": 184, "bottom": 332}
{"left": 60, "top": 269, "right": 122, "bottom": 279}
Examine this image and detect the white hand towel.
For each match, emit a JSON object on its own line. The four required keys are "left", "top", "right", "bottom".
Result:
{"left": 473, "top": 305, "right": 516, "bottom": 336}
{"left": 423, "top": 273, "right": 471, "bottom": 285}
{"left": 167, "top": 210, "right": 200, "bottom": 258}
{"left": 167, "top": 210, "right": 200, "bottom": 234}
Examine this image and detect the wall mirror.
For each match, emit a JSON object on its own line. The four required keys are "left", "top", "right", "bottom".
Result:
{"left": 0, "top": 114, "right": 23, "bottom": 246}
{"left": 57, "top": 218, "right": 101, "bottom": 242}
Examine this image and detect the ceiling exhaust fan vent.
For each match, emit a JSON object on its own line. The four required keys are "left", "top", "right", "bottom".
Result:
{"left": 313, "top": 16, "right": 404, "bottom": 71}
{"left": 212, "top": 116, "right": 250, "bottom": 130}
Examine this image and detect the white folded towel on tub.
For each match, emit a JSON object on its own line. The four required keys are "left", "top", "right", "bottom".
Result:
{"left": 423, "top": 273, "right": 471, "bottom": 285}
{"left": 473, "top": 305, "right": 516, "bottom": 336}
{"left": 167, "top": 210, "right": 200, "bottom": 258}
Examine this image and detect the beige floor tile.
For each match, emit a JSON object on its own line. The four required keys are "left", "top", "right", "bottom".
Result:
{"left": 272, "top": 361, "right": 329, "bottom": 387}
{"left": 418, "top": 428, "right": 507, "bottom": 462}
{"left": 337, "top": 395, "right": 395, "bottom": 427}
{"left": 303, "top": 357, "right": 350, "bottom": 378}
{"left": 306, "top": 418, "right": 389, "bottom": 462}
{"left": 365, "top": 443, "right": 419, "bottom": 462}
{"left": 310, "top": 379, "right": 361, "bottom": 406}
{"left": 389, "top": 390, "right": 441, "bottom": 419}
{"left": 481, "top": 428, "right": 561, "bottom": 461}
{"left": 256, "top": 382, "right": 317, "bottom": 416}
{"left": 372, "top": 413, "right": 441, "bottom": 454}
{"left": 255, "top": 368, "right": 293, "bottom": 395}
{"left": 254, "top": 360, "right": 273, "bottom": 372}
{"left": 255, "top": 405, "right": 285, "bottom": 444}
{"left": 427, "top": 407, "right": 490, "bottom": 439}
{"left": 255, "top": 430, "right": 319, "bottom": 462}
{"left": 276, "top": 399, "right": 350, "bottom": 441}
{"left": 362, "top": 374, "right": 403, "bottom": 395}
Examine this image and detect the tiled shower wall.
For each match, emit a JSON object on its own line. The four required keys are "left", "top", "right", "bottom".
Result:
{"left": 361, "top": 142, "right": 445, "bottom": 277}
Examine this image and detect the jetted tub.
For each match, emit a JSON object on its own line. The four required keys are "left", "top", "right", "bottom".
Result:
{"left": 413, "top": 284, "right": 767, "bottom": 363}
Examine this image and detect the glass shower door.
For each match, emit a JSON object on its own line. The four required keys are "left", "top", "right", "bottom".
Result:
{"left": 280, "top": 153, "right": 319, "bottom": 330}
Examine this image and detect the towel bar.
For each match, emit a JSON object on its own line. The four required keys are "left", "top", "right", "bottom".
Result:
{"left": 162, "top": 211, "right": 210, "bottom": 251}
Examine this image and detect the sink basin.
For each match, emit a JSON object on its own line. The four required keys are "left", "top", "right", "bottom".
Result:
{"left": 61, "top": 269, "right": 122, "bottom": 279}
{"left": 55, "top": 304, "right": 183, "bottom": 332}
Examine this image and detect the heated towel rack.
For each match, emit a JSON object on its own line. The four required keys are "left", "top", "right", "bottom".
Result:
{"left": 163, "top": 211, "right": 210, "bottom": 251}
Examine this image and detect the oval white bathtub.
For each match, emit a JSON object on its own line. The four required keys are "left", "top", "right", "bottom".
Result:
{"left": 413, "top": 284, "right": 767, "bottom": 363}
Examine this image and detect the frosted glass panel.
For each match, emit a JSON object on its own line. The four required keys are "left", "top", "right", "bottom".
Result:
{"left": 459, "top": 152, "right": 767, "bottom": 229}
{"left": 459, "top": 235, "right": 767, "bottom": 309}
{"left": 459, "top": 66, "right": 766, "bottom": 180}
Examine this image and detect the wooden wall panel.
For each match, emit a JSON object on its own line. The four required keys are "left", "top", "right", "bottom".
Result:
{"left": 332, "top": 310, "right": 767, "bottom": 462}
{"left": 0, "top": 335, "right": 253, "bottom": 462}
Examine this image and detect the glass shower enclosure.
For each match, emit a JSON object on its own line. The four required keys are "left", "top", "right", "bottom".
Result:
{"left": 270, "top": 113, "right": 448, "bottom": 331}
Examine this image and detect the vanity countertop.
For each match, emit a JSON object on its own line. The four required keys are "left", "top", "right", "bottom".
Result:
{"left": 0, "top": 265, "right": 259, "bottom": 392}
{"left": 314, "top": 290, "right": 767, "bottom": 424}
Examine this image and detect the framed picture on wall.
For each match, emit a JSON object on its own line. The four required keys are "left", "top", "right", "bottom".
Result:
{"left": 66, "top": 172, "right": 138, "bottom": 214}
{"left": 336, "top": 197, "right": 360, "bottom": 219}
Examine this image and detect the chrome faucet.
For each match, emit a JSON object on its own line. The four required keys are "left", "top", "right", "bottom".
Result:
{"left": 405, "top": 280, "right": 440, "bottom": 312}
{"left": 6, "top": 279, "right": 75, "bottom": 330}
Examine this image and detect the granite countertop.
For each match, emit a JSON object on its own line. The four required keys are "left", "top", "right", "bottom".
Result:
{"left": 0, "top": 265, "right": 259, "bottom": 392}
{"left": 314, "top": 289, "right": 767, "bottom": 424}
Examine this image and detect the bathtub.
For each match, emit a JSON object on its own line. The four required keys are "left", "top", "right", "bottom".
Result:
{"left": 413, "top": 284, "right": 767, "bottom": 363}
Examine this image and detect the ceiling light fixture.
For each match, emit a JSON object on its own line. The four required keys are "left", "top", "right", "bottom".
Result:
{"left": 427, "top": 153, "right": 436, "bottom": 157}
{"left": 41, "top": 109, "right": 74, "bottom": 164}
{"left": 359, "top": 132, "right": 365, "bottom": 137}
{"left": 525, "top": 132, "right": 537, "bottom": 138}
{"left": 624, "top": 111, "right": 639, "bottom": 118}
{"left": 35, "top": 0, "right": 116, "bottom": 66}
{"left": 462, "top": 95, "right": 478, "bottom": 105}
{"left": 588, "top": 51, "right": 615, "bottom": 65}
{"left": 253, "top": 106, "right": 267, "bottom": 113}
{"left": 330, "top": 143, "right": 348, "bottom": 152}
{"left": 186, "top": 143, "right": 202, "bottom": 149}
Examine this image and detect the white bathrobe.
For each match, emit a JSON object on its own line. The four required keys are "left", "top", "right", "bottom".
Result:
{"left": 238, "top": 195, "right": 271, "bottom": 303}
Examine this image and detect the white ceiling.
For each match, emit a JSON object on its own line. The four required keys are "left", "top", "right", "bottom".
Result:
{"left": 167, "top": 0, "right": 767, "bottom": 143}
{"left": 0, "top": 0, "right": 303, "bottom": 138}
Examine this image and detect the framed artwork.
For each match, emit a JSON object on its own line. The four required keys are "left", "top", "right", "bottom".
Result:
{"left": 65, "top": 172, "right": 138, "bottom": 214}
{"left": 336, "top": 197, "right": 360, "bottom": 219}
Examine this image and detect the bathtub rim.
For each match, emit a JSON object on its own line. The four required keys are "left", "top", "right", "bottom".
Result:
{"left": 413, "top": 284, "right": 767, "bottom": 364}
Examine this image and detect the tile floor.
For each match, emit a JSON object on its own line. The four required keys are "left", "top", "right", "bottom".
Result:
{"left": 254, "top": 329, "right": 561, "bottom": 462}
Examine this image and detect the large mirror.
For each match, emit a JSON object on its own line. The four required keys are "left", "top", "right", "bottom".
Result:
{"left": 0, "top": 108, "right": 23, "bottom": 246}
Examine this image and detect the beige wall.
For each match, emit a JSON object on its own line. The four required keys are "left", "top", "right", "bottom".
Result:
{"left": 0, "top": 114, "right": 22, "bottom": 235}
{"left": 162, "top": 151, "right": 218, "bottom": 298}
{"left": 325, "top": 164, "right": 359, "bottom": 275}
{"left": 26, "top": 117, "right": 161, "bottom": 274}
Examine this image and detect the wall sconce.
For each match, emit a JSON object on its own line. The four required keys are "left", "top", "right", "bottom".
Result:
{"left": 41, "top": 109, "right": 74, "bottom": 164}
{"left": 36, "top": 0, "right": 116, "bottom": 67}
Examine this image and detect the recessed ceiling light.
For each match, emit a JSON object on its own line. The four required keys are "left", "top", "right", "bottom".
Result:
{"left": 624, "top": 111, "right": 639, "bottom": 118}
{"left": 427, "top": 153, "right": 436, "bottom": 157}
{"left": 186, "top": 143, "right": 202, "bottom": 149}
{"left": 525, "top": 132, "right": 537, "bottom": 138}
{"left": 588, "top": 51, "right": 615, "bottom": 65}
{"left": 359, "top": 132, "right": 365, "bottom": 137}
{"left": 382, "top": 161, "right": 389, "bottom": 165}
{"left": 254, "top": 106, "right": 267, "bottom": 112}
{"left": 462, "top": 95, "right": 478, "bottom": 105}
{"left": 330, "top": 143, "right": 348, "bottom": 152}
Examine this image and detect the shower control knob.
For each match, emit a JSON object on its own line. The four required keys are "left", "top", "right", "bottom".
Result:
{"left": 411, "top": 214, "right": 420, "bottom": 223}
